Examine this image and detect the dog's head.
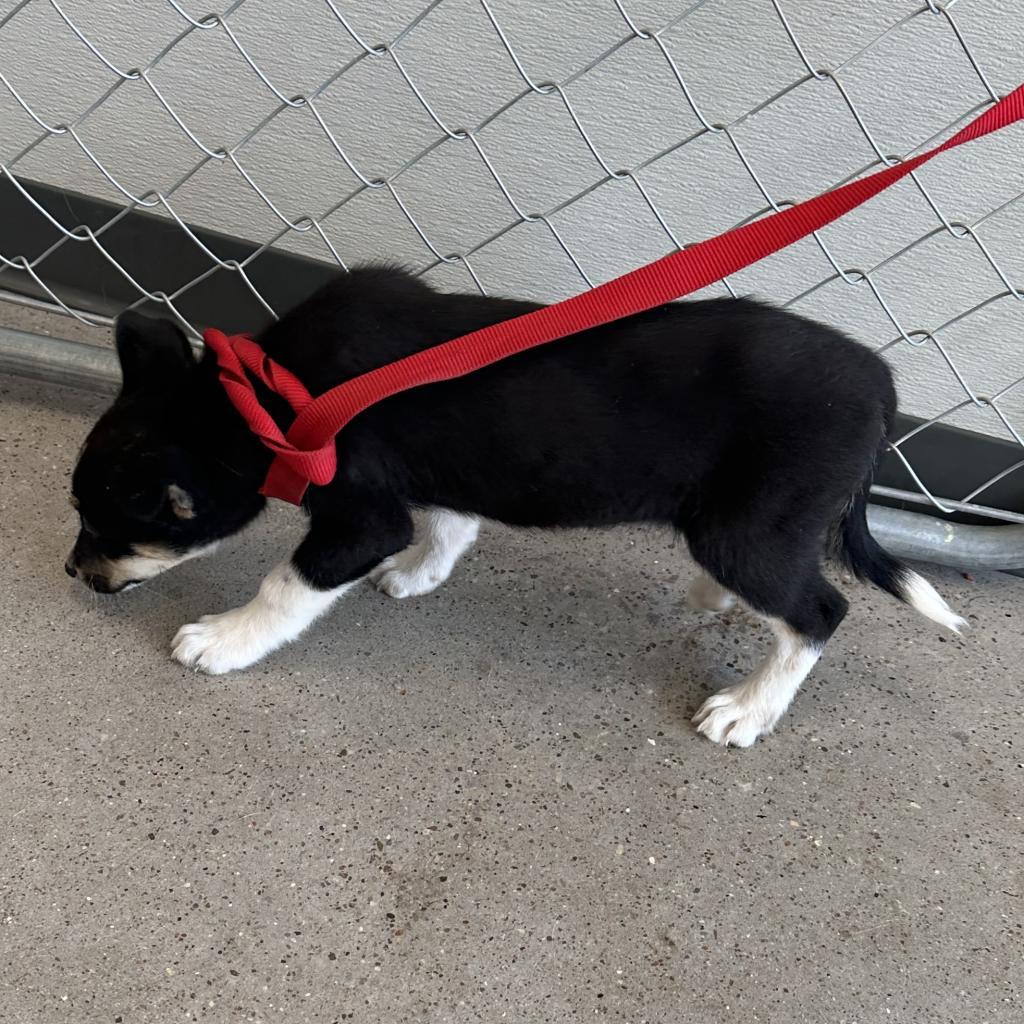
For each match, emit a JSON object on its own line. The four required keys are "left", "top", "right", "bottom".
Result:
{"left": 66, "top": 313, "right": 266, "bottom": 593}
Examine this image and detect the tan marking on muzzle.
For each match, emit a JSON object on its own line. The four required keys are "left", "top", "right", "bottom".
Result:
{"left": 82, "top": 541, "right": 218, "bottom": 590}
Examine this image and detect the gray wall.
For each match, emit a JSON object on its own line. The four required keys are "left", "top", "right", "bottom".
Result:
{"left": 1, "top": 0, "right": 1022, "bottom": 436}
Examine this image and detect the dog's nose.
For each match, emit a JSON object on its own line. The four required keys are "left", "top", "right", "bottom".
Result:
{"left": 64, "top": 559, "right": 78, "bottom": 578}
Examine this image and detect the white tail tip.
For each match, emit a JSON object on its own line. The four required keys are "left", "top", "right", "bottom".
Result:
{"left": 901, "top": 571, "right": 967, "bottom": 633}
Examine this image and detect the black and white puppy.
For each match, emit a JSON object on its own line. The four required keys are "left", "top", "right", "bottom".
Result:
{"left": 66, "top": 267, "right": 964, "bottom": 746}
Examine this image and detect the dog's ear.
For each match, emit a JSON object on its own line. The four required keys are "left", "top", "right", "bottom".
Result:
{"left": 167, "top": 483, "right": 195, "bottom": 520}
{"left": 115, "top": 312, "right": 194, "bottom": 393}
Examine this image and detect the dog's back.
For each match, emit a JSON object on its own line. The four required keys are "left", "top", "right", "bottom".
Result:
{"left": 256, "top": 269, "right": 892, "bottom": 532}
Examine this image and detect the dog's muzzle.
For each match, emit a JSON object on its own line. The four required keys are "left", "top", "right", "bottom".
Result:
{"left": 65, "top": 556, "right": 136, "bottom": 594}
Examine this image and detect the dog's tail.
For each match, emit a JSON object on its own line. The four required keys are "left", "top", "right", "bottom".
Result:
{"left": 838, "top": 471, "right": 966, "bottom": 634}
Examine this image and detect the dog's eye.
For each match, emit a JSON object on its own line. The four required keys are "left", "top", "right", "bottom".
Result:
{"left": 69, "top": 495, "right": 80, "bottom": 510}
{"left": 78, "top": 513, "right": 98, "bottom": 537}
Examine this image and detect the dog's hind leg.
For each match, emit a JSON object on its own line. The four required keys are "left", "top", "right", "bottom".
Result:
{"left": 692, "top": 603, "right": 830, "bottom": 747}
{"left": 684, "top": 525, "right": 848, "bottom": 746}
{"left": 370, "top": 508, "right": 479, "bottom": 599}
{"left": 687, "top": 572, "right": 737, "bottom": 613}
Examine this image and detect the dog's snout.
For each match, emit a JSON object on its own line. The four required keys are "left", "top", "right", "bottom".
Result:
{"left": 66, "top": 552, "right": 111, "bottom": 591}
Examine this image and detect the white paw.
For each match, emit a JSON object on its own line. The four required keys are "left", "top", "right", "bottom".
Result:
{"left": 687, "top": 575, "right": 737, "bottom": 613}
{"left": 369, "top": 548, "right": 445, "bottom": 599}
{"left": 692, "top": 687, "right": 773, "bottom": 747}
{"left": 172, "top": 611, "right": 267, "bottom": 674}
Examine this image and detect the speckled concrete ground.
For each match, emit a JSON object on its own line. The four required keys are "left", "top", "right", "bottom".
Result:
{"left": 1, "top": 369, "right": 1021, "bottom": 1024}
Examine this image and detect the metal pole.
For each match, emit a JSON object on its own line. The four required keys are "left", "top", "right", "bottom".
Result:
{"left": 0, "top": 325, "right": 119, "bottom": 395}
{"left": 866, "top": 506, "right": 1024, "bottom": 571}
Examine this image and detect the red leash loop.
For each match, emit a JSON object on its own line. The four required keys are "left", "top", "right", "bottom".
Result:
{"left": 203, "top": 330, "right": 338, "bottom": 489}
{"left": 205, "top": 84, "right": 1024, "bottom": 505}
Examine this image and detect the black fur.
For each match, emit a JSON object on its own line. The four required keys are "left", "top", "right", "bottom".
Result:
{"left": 838, "top": 473, "right": 910, "bottom": 605}
{"left": 71, "top": 265, "right": 905, "bottom": 647}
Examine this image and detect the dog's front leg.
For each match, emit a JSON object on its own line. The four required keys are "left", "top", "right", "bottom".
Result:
{"left": 172, "top": 500, "right": 413, "bottom": 674}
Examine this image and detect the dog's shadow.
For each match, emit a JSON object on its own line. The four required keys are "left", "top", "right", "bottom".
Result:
{"left": 66, "top": 511, "right": 761, "bottom": 730}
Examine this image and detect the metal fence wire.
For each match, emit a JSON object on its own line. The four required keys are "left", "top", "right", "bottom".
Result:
{"left": 0, "top": 0, "right": 1022, "bottom": 523}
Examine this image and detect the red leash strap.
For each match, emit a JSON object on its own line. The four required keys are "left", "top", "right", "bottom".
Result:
{"left": 205, "top": 84, "right": 1024, "bottom": 505}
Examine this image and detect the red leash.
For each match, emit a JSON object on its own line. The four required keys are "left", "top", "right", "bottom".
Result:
{"left": 205, "top": 84, "right": 1024, "bottom": 505}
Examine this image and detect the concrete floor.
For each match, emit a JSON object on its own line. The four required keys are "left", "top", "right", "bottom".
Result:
{"left": 1, "top": 366, "right": 1022, "bottom": 1024}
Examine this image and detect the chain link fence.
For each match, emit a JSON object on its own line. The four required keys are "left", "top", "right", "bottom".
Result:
{"left": 0, "top": 0, "right": 1022, "bottom": 529}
